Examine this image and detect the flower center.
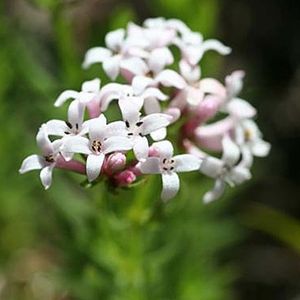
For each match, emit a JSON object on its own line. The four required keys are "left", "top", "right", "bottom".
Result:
{"left": 91, "top": 140, "right": 102, "bottom": 154}
{"left": 125, "top": 120, "right": 144, "bottom": 137}
{"left": 64, "top": 121, "right": 80, "bottom": 135}
{"left": 161, "top": 158, "right": 175, "bottom": 172}
{"left": 244, "top": 129, "right": 252, "bottom": 141}
{"left": 44, "top": 154, "right": 55, "bottom": 163}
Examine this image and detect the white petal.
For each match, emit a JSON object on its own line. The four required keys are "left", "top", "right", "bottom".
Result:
{"left": 88, "top": 114, "right": 107, "bottom": 141}
{"left": 103, "top": 56, "right": 121, "bottom": 80}
{"left": 222, "top": 135, "right": 240, "bottom": 167}
{"left": 68, "top": 100, "right": 85, "bottom": 128}
{"left": 144, "top": 97, "right": 161, "bottom": 115}
{"left": 150, "top": 128, "right": 167, "bottom": 141}
{"left": 229, "top": 166, "right": 251, "bottom": 184}
{"left": 142, "top": 88, "right": 168, "bottom": 101}
{"left": 203, "top": 179, "right": 225, "bottom": 203}
{"left": 82, "top": 47, "right": 112, "bottom": 69}
{"left": 40, "top": 165, "right": 54, "bottom": 190}
{"left": 199, "top": 78, "right": 226, "bottom": 97}
{"left": 201, "top": 39, "right": 231, "bottom": 56}
{"left": 99, "top": 83, "right": 125, "bottom": 111}
{"left": 225, "top": 70, "right": 245, "bottom": 98}
{"left": 36, "top": 124, "right": 53, "bottom": 155}
{"left": 120, "top": 57, "right": 149, "bottom": 76}
{"left": 155, "top": 70, "right": 186, "bottom": 89}
{"left": 102, "top": 136, "right": 132, "bottom": 154}
{"left": 86, "top": 153, "right": 105, "bottom": 182}
{"left": 161, "top": 172, "right": 180, "bottom": 201}
{"left": 148, "top": 47, "right": 174, "bottom": 74}
{"left": 226, "top": 98, "right": 257, "bottom": 119}
{"left": 132, "top": 76, "right": 155, "bottom": 94}
{"left": 81, "top": 78, "right": 100, "bottom": 92}
{"left": 63, "top": 136, "right": 91, "bottom": 155}
{"left": 141, "top": 113, "right": 171, "bottom": 135}
{"left": 239, "top": 146, "right": 253, "bottom": 169}
{"left": 54, "top": 90, "right": 79, "bottom": 107}
{"left": 251, "top": 140, "right": 271, "bottom": 157}
{"left": 19, "top": 154, "right": 44, "bottom": 174}
{"left": 200, "top": 156, "right": 223, "bottom": 178}
{"left": 105, "top": 29, "right": 125, "bottom": 51}
{"left": 152, "top": 140, "right": 173, "bottom": 158}
{"left": 140, "top": 157, "right": 161, "bottom": 174}
{"left": 174, "top": 154, "right": 201, "bottom": 173}
{"left": 119, "top": 96, "right": 143, "bottom": 124}
{"left": 179, "top": 59, "right": 201, "bottom": 83}
{"left": 133, "top": 137, "right": 149, "bottom": 161}
{"left": 106, "top": 121, "right": 127, "bottom": 137}
{"left": 45, "top": 120, "right": 68, "bottom": 136}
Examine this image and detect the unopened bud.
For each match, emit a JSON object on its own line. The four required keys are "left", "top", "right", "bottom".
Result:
{"left": 114, "top": 170, "right": 136, "bottom": 187}
{"left": 104, "top": 152, "right": 126, "bottom": 175}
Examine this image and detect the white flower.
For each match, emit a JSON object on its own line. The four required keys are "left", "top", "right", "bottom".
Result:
{"left": 83, "top": 28, "right": 148, "bottom": 80}
{"left": 174, "top": 30, "right": 231, "bottom": 65}
{"left": 235, "top": 119, "right": 271, "bottom": 168}
{"left": 46, "top": 100, "right": 90, "bottom": 138}
{"left": 200, "top": 135, "right": 251, "bottom": 203}
{"left": 140, "top": 140, "right": 201, "bottom": 201}
{"left": 54, "top": 78, "right": 101, "bottom": 107}
{"left": 118, "top": 95, "right": 172, "bottom": 161}
{"left": 62, "top": 114, "right": 132, "bottom": 182}
{"left": 19, "top": 125, "right": 62, "bottom": 189}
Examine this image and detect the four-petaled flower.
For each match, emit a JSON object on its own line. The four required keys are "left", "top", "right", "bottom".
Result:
{"left": 19, "top": 125, "right": 62, "bottom": 189}
{"left": 200, "top": 135, "right": 251, "bottom": 203}
{"left": 140, "top": 140, "right": 201, "bottom": 201}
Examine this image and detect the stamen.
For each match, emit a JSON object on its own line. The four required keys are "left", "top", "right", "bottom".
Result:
{"left": 136, "top": 121, "right": 143, "bottom": 127}
{"left": 65, "top": 121, "right": 72, "bottom": 129}
{"left": 75, "top": 123, "right": 79, "bottom": 130}
{"left": 125, "top": 120, "right": 130, "bottom": 128}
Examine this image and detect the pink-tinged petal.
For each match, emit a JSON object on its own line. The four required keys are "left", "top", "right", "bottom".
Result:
{"left": 19, "top": 155, "right": 44, "bottom": 174}
{"left": 40, "top": 165, "right": 54, "bottom": 190}
{"left": 63, "top": 136, "right": 91, "bottom": 155}
{"left": 196, "top": 95, "right": 221, "bottom": 122}
{"left": 200, "top": 156, "right": 223, "bottom": 178}
{"left": 179, "top": 59, "right": 201, "bottom": 83}
{"left": 222, "top": 135, "right": 240, "bottom": 167}
{"left": 142, "top": 88, "right": 168, "bottom": 101}
{"left": 225, "top": 70, "right": 245, "bottom": 98}
{"left": 120, "top": 57, "right": 149, "bottom": 76}
{"left": 82, "top": 47, "right": 112, "bottom": 69}
{"left": 54, "top": 90, "right": 79, "bottom": 107}
{"left": 36, "top": 124, "right": 53, "bottom": 155}
{"left": 133, "top": 136, "right": 149, "bottom": 161}
{"left": 86, "top": 100, "right": 101, "bottom": 119}
{"left": 148, "top": 47, "right": 174, "bottom": 74}
{"left": 164, "top": 108, "right": 181, "bottom": 123}
{"left": 150, "top": 128, "right": 167, "bottom": 141}
{"left": 229, "top": 166, "right": 251, "bottom": 184}
{"left": 161, "top": 172, "right": 180, "bottom": 202}
{"left": 139, "top": 157, "right": 161, "bottom": 174}
{"left": 106, "top": 121, "right": 127, "bottom": 137}
{"left": 103, "top": 136, "right": 132, "bottom": 154}
{"left": 226, "top": 98, "right": 257, "bottom": 119}
{"left": 144, "top": 97, "right": 161, "bottom": 115}
{"left": 141, "top": 113, "right": 171, "bottom": 135}
{"left": 45, "top": 120, "right": 68, "bottom": 136}
{"left": 105, "top": 28, "right": 125, "bottom": 51}
{"left": 86, "top": 153, "right": 105, "bottom": 182}
{"left": 203, "top": 179, "right": 225, "bottom": 204}
{"left": 155, "top": 70, "right": 186, "bottom": 89}
{"left": 119, "top": 96, "right": 143, "bottom": 124}
{"left": 174, "top": 154, "right": 201, "bottom": 173}
{"left": 68, "top": 100, "right": 85, "bottom": 128}
{"left": 88, "top": 114, "right": 107, "bottom": 141}
{"left": 251, "top": 140, "right": 271, "bottom": 157}
{"left": 103, "top": 56, "right": 121, "bottom": 80}
{"left": 201, "top": 39, "right": 231, "bottom": 56}
{"left": 152, "top": 140, "right": 173, "bottom": 159}
{"left": 199, "top": 78, "right": 226, "bottom": 97}
{"left": 81, "top": 78, "right": 101, "bottom": 92}
{"left": 132, "top": 76, "right": 155, "bottom": 94}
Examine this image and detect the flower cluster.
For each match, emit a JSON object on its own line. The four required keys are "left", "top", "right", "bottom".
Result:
{"left": 20, "top": 18, "right": 270, "bottom": 203}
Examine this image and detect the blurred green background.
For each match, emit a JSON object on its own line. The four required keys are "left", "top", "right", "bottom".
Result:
{"left": 0, "top": 0, "right": 299, "bottom": 299}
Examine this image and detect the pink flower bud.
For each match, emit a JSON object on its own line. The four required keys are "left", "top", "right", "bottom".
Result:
{"left": 87, "top": 99, "right": 101, "bottom": 119}
{"left": 104, "top": 152, "right": 126, "bottom": 175}
{"left": 114, "top": 170, "right": 136, "bottom": 187}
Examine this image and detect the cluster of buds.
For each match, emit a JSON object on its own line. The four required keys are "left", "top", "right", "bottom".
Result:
{"left": 19, "top": 18, "right": 270, "bottom": 203}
